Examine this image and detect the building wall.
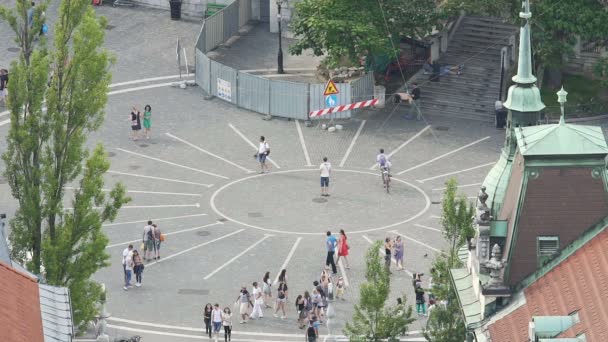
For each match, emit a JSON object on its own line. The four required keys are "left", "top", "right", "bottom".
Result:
{"left": 507, "top": 167, "right": 608, "bottom": 286}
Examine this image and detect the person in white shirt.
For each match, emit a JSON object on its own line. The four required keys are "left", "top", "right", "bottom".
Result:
{"left": 319, "top": 157, "right": 331, "bottom": 197}
{"left": 257, "top": 136, "right": 270, "bottom": 173}
{"left": 142, "top": 220, "right": 154, "bottom": 261}
{"left": 376, "top": 148, "right": 392, "bottom": 172}
{"left": 250, "top": 281, "right": 264, "bottom": 319}
{"left": 121, "top": 244, "right": 133, "bottom": 287}
{"left": 212, "top": 303, "right": 223, "bottom": 341}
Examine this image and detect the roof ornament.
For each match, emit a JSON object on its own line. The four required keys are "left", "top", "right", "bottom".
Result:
{"left": 483, "top": 244, "right": 506, "bottom": 286}
{"left": 557, "top": 86, "right": 568, "bottom": 125}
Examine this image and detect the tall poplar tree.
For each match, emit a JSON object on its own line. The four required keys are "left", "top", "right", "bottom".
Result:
{"left": 0, "top": 0, "right": 129, "bottom": 330}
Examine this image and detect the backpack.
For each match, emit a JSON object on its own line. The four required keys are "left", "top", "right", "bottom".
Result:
{"left": 305, "top": 298, "right": 313, "bottom": 311}
{"left": 147, "top": 227, "right": 154, "bottom": 240}
{"left": 379, "top": 154, "right": 387, "bottom": 166}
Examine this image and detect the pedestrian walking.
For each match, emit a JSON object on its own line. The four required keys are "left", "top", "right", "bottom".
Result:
{"left": 152, "top": 223, "right": 163, "bottom": 260}
{"left": 236, "top": 287, "right": 252, "bottom": 323}
{"left": 250, "top": 282, "right": 264, "bottom": 319}
{"left": 0, "top": 69, "right": 8, "bottom": 106}
{"left": 129, "top": 106, "right": 141, "bottom": 140}
{"left": 142, "top": 221, "right": 154, "bottom": 261}
{"left": 255, "top": 136, "right": 270, "bottom": 173}
{"left": 203, "top": 303, "right": 213, "bottom": 338}
{"left": 305, "top": 315, "right": 320, "bottom": 342}
{"left": 143, "top": 104, "right": 152, "bottom": 139}
{"left": 325, "top": 231, "right": 338, "bottom": 274}
{"left": 277, "top": 269, "right": 288, "bottom": 298}
{"left": 121, "top": 244, "right": 133, "bottom": 287}
{"left": 262, "top": 271, "right": 272, "bottom": 308}
{"left": 212, "top": 304, "right": 223, "bottom": 341}
{"left": 384, "top": 238, "right": 393, "bottom": 273}
{"left": 415, "top": 280, "right": 427, "bottom": 316}
{"left": 132, "top": 250, "right": 144, "bottom": 287}
{"left": 394, "top": 236, "right": 404, "bottom": 270}
{"left": 222, "top": 307, "right": 232, "bottom": 342}
{"left": 273, "top": 281, "right": 287, "bottom": 319}
{"left": 311, "top": 288, "right": 323, "bottom": 321}
{"left": 295, "top": 294, "right": 307, "bottom": 328}
{"left": 319, "top": 157, "right": 331, "bottom": 197}
{"left": 335, "top": 276, "right": 345, "bottom": 300}
{"left": 123, "top": 252, "right": 134, "bottom": 290}
{"left": 408, "top": 82, "right": 421, "bottom": 120}
{"left": 336, "top": 229, "right": 350, "bottom": 269}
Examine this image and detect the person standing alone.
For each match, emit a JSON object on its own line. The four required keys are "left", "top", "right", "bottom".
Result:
{"left": 325, "top": 231, "right": 337, "bottom": 275}
{"left": 256, "top": 136, "right": 270, "bottom": 173}
{"left": 319, "top": 157, "right": 331, "bottom": 197}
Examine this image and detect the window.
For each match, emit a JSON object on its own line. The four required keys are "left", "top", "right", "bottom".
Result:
{"left": 537, "top": 236, "right": 559, "bottom": 267}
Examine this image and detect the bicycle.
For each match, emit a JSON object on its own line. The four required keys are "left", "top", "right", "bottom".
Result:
{"left": 381, "top": 166, "right": 391, "bottom": 193}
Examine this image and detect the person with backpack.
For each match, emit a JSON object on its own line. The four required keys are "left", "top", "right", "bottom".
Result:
{"left": 376, "top": 148, "right": 392, "bottom": 173}
{"left": 319, "top": 157, "right": 331, "bottom": 197}
{"left": 295, "top": 294, "right": 307, "bottom": 328}
{"left": 273, "top": 281, "right": 288, "bottom": 319}
{"left": 305, "top": 315, "right": 320, "bottom": 342}
{"left": 152, "top": 223, "right": 162, "bottom": 260}
{"left": 235, "top": 287, "right": 252, "bottom": 323}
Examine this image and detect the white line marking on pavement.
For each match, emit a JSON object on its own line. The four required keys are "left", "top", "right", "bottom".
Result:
{"left": 390, "top": 230, "right": 441, "bottom": 253}
{"left": 116, "top": 148, "right": 229, "bottom": 179}
{"left": 109, "top": 74, "right": 194, "bottom": 88}
{"left": 432, "top": 182, "right": 483, "bottom": 191}
{"left": 0, "top": 110, "right": 9, "bottom": 117}
{"left": 0, "top": 119, "right": 9, "bottom": 127}
{"left": 362, "top": 235, "right": 413, "bottom": 277}
{"left": 430, "top": 215, "right": 441, "bottom": 219}
{"left": 338, "top": 259, "right": 350, "bottom": 287}
{"left": 414, "top": 223, "right": 442, "bottom": 233}
{"left": 165, "top": 132, "right": 254, "bottom": 173}
{"left": 274, "top": 237, "right": 302, "bottom": 284}
{"left": 204, "top": 234, "right": 273, "bottom": 280}
{"left": 65, "top": 203, "right": 200, "bottom": 210}
{"left": 295, "top": 120, "right": 312, "bottom": 166}
{"left": 107, "top": 82, "right": 180, "bottom": 96}
{"left": 370, "top": 125, "right": 431, "bottom": 170}
{"left": 209, "top": 169, "right": 431, "bottom": 235}
{"left": 228, "top": 123, "right": 281, "bottom": 169}
{"left": 417, "top": 162, "right": 495, "bottom": 183}
{"left": 107, "top": 170, "right": 213, "bottom": 187}
{"left": 103, "top": 213, "right": 207, "bottom": 227}
{"left": 339, "top": 120, "right": 366, "bottom": 167}
{"left": 146, "top": 228, "right": 243, "bottom": 268}
{"left": 106, "top": 222, "right": 222, "bottom": 248}
{"left": 397, "top": 136, "right": 491, "bottom": 175}
{"left": 64, "top": 186, "right": 202, "bottom": 197}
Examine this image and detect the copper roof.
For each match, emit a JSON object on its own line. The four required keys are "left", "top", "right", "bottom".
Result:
{"left": 488, "top": 227, "right": 608, "bottom": 341}
{"left": 0, "top": 261, "right": 45, "bottom": 342}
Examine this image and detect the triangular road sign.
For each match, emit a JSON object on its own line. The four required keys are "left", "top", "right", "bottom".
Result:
{"left": 323, "top": 79, "right": 339, "bottom": 96}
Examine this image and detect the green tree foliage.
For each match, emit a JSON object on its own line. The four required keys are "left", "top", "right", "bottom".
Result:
{"left": 289, "top": 0, "right": 446, "bottom": 68}
{"left": 441, "top": 178, "right": 475, "bottom": 264}
{"left": 1, "top": 0, "right": 129, "bottom": 331}
{"left": 344, "top": 241, "right": 415, "bottom": 341}
{"left": 423, "top": 179, "right": 474, "bottom": 341}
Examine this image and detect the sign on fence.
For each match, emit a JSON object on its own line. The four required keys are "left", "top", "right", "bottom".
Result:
{"left": 217, "top": 78, "right": 232, "bottom": 102}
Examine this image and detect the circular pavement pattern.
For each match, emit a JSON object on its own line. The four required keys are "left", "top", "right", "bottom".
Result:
{"left": 210, "top": 169, "right": 431, "bottom": 234}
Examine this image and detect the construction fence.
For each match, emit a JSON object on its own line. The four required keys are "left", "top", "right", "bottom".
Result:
{"left": 194, "top": 0, "right": 375, "bottom": 121}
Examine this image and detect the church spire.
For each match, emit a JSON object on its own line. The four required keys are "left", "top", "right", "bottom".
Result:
{"left": 503, "top": 0, "right": 545, "bottom": 113}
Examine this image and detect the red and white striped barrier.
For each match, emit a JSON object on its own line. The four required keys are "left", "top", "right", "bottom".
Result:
{"left": 309, "top": 99, "right": 379, "bottom": 118}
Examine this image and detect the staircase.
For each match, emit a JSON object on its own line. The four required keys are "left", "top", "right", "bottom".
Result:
{"left": 414, "top": 15, "right": 518, "bottom": 122}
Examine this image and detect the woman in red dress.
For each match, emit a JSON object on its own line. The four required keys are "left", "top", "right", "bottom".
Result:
{"left": 336, "top": 229, "right": 350, "bottom": 269}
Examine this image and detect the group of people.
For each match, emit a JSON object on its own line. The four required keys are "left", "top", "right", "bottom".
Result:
{"left": 203, "top": 303, "right": 233, "bottom": 342}
{"left": 129, "top": 105, "right": 153, "bottom": 140}
{"left": 383, "top": 236, "right": 406, "bottom": 273}
{"left": 119, "top": 220, "right": 164, "bottom": 290}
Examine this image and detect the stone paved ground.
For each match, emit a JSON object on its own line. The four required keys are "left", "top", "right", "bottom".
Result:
{"left": 2, "top": 4, "right": 606, "bottom": 342}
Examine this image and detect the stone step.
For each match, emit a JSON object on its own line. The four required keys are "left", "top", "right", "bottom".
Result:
{"left": 457, "top": 29, "right": 516, "bottom": 39}
{"left": 465, "top": 15, "right": 515, "bottom": 25}
{"left": 449, "top": 47, "right": 502, "bottom": 58}
{"left": 418, "top": 87, "right": 500, "bottom": 100}
{"left": 462, "top": 18, "right": 518, "bottom": 31}
{"left": 417, "top": 77, "right": 501, "bottom": 90}
{"left": 451, "top": 35, "right": 510, "bottom": 46}
{"left": 450, "top": 38, "right": 508, "bottom": 50}
{"left": 422, "top": 97, "right": 493, "bottom": 110}
{"left": 419, "top": 105, "right": 495, "bottom": 123}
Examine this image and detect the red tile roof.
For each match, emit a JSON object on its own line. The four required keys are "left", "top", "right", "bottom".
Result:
{"left": 488, "top": 227, "right": 608, "bottom": 341}
{"left": 0, "top": 261, "right": 45, "bottom": 342}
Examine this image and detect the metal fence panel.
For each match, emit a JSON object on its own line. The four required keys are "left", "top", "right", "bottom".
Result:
{"left": 350, "top": 73, "right": 375, "bottom": 114}
{"left": 309, "top": 82, "right": 352, "bottom": 119}
{"left": 238, "top": 72, "right": 270, "bottom": 114}
{"left": 223, "top": 1, "right": 239, "bottom": 42}
{"left": 204, "top": 12, "right": 224, "bottom": 52}
{"left": 238, "top": 0, "right": 252, "bottom": 27}
{"left": 195, "top": 49, "right": 211, "bottom": 94}
{"left": 196, "top": 21, "right": 206, "bottom": 53}
{"left": 210, "top": 60, "right": 238, "bottom": 105}
{"left": 269, "top": 81, "right": 309, "bottom": 120}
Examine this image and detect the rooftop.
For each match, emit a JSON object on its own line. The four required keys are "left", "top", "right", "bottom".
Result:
{"left": 515, "top": 122, "right": 608, "bottom": 157}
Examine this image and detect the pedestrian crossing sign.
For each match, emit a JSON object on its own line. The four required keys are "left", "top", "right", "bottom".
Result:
{"left": 323, "top": 79, "right": 339, "bottom": 96}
